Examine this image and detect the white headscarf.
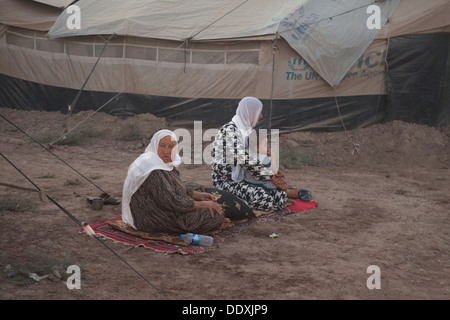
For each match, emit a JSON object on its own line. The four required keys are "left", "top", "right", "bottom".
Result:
{"left": 122, "top": 129, "right": 182, "bottom": 229}
{"left": 231, "top": 97, "right": 263, "bottom": 182}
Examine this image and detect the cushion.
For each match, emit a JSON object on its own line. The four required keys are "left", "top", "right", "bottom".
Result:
{"left": 204, "top": 188, "right": 256, "bottom": 220}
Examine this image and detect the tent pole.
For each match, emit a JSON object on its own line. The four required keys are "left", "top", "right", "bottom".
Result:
{"left": 67, "top": 33, "right": 117, "bottom": 115}
{"left": 268, "top": 32, "right": 278, "bottom": 136}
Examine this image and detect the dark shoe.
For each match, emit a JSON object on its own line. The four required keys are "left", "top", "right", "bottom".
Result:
{"left": 298, "top": 189, "right": 312, "bottom": 202}
{"left": 98, "top": 192, "right": 121, "bottom": 205}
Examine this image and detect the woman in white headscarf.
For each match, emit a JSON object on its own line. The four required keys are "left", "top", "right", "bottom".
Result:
{"left": 211, "top": 97, "right": 288, "bottom": 211}
{"left": 122, "top": 129, "right": 229, "bottom": 234}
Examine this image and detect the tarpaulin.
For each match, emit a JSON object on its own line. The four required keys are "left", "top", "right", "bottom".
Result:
{"left": 386, "top": 33, "right": 450, "bottom": 127}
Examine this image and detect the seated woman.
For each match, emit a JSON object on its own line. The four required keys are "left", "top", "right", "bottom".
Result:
{"left": 243, "top": 131, "right": 312, "bottom": 201}
{"left": 122, "top": 129, "right": 230, "bottom": 234}
{"left": 211, "top": 97, "right": 288, "bottom": 211}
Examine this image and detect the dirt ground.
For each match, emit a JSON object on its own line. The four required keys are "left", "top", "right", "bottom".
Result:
{"left": 0, "top": 107, "right": 449, "bottom": 300}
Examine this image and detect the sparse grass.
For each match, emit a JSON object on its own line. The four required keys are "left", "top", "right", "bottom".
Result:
{"left": 0, "top": 196, "right": 34, "bottom": 213}
{"left": 57, "top": 128, "right": 103, "bottom": 146}
{"left": 279, "top": 149, "right": 314, "bottom": 169}
{"left": 64, "top": 178, "right": 82, "bottom": 186}
{"left": 40, "top": 173, "right": 55, "bottom": 179}
{"left": 36, "top": 127, "right": 103, "bottom": 146}
{"left": 1, "top": 250, "right": 83, "bottom": 286}
{"left": 35, "top": 130, "right": 57, "bottom": 144}
{"left": 118, "top": 122, "right": 144, "bottom": 141}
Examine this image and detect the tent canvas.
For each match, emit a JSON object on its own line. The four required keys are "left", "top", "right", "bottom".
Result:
{"left": 0, "top": 0, "right": 449, "bottom": 130}
{"left": 46, "top": 0, "right": 403, "bottom": 87}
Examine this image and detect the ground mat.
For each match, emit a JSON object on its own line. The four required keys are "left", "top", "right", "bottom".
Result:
{"left": 81, "top": 199, "right": 317, "bottom": 254}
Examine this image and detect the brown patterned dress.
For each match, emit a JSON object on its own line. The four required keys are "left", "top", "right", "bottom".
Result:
{"left": 130, "top": 168, "right": 225, "bottom": 234}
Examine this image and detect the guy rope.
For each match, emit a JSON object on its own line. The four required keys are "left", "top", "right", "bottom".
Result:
{"left": 0, "top": 150, "right": 170, "bottom": 300}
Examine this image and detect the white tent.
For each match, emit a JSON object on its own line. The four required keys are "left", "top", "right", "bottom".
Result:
{"left": 46, "top": 0, "right": 404, "bottom": 87}
{"left": 1, "top": 0, "right": 449, "bottom": 130}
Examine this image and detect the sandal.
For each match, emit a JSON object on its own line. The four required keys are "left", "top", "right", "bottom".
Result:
{"left": 298, "top": 189, "right": 312, "bottom": 202}
{"left": 287, "top": 187, "right": 313, "bottom": 202}
{"left": 98, "top": 193, "right": 121, "bottom": 205}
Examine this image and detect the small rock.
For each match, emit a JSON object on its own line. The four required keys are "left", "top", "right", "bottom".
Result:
{"left": 52, "top": 267, "right": 62, "bottom": 280}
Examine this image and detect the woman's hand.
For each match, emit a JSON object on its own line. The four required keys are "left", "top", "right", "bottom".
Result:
{"left": 194, "top": 200, "right": 223, "bottom": 217}
{"left": 192, "top": 191, "right": 218, "bottom": 202}
{"left": 204, "top": 201, "right": 223, "bottom": 217}
{"left": 275, "top": 170, "right": 284, "bottom": 179}
{"left": 271, "top": 173, "right": 287, "bottom": 192}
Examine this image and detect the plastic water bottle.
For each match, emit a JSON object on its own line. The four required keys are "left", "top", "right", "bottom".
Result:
{"left": 180, "top": 233, "right": 213, "bottom": 246}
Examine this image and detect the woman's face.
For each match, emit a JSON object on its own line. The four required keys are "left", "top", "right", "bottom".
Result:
{"left": 158, "top": 135, "right": 177, "bottom": 163}
{"left": 255, "top": 112, "right": 263, "bottom": 126}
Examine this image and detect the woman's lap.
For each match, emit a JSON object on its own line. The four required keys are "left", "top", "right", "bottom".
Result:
{"left": 133, "top": 208, "right": 224, "bottom": 234}
{"left": 213, "top": 175, "right": 287, "bottom": 211}
{"left": 177, "top": 209, "right": 225, "bottom": 234}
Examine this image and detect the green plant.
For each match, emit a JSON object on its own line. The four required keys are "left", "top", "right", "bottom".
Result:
{"left": 64, "top": 178, "right": 82, "bottom": 186}
{"left": 118, "top": 122, "right": 144, "bottom": 141}
{"left": 57, "top": 128, "right": 103, "bottom": 146}
{"left": 1, "top": 250, "right": 82, "bottom": 286}
{"left": 36, "top": 130, "right": 58, "bottom": 144}
{"left": 279, "top": 149, "right": 313, "bottom": 169}
{"left": 0, "top": 196, "right": 34, "bottom": 213}
{"left": 36, "top": 127, "right": 102, "bottom": 146}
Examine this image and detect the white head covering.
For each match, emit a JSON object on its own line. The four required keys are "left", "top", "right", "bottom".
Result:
{"left": 231, "top": 97, "right": 263, "bottom": 182}
{"left": 232, "top": 97, "right": 263, "bottom": 139}
{"left": 122, "top": 129, "right": 182, "bottom": 229}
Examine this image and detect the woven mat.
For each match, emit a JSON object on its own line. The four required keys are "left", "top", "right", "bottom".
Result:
{"left": 82, "top": 199, "right": 317, "bottom": 254}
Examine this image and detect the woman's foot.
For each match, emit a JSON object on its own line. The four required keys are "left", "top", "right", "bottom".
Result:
{"left": 287, "top": 188, "right": 299, "bottom": 198}
{"left": 220, "top": 218, "right": 232, "bottom": 231}
{"left": 287, "top": 188, "right": 313, "bottom": 201}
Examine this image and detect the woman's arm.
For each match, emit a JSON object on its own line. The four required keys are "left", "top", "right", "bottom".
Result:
{"left": 215, "top": 123, "right": 273, "bottom": 182}
{"left": 144, "top": 171, "right": 223, "bottom": 217}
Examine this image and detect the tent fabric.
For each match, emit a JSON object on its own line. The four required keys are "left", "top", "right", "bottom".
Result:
{"left": 386, "top": 33, "right": 450, "bottom": 127}
{"left": 0, "top": 27, "right": 389, "bottom": 99}
{"left": 0, "top": 0, "right": 62, "bottom": 31}
{"left": 46, "top": 0, "right": 402, "bottom": 87}
{"left": 277, "top": 0, "right": 401, "bottom": 86}
{"left": 46, "top": 0, "right": 305, "bottom": 40}
{"left": 375, "top": 0, "right": 450, "bottom": 39}
{"left": 0, "top": 0, "right": 449, "bottom": 130}
{"left": 32, "top": 0, "right": 72, "bottom": 9}
{"left": 44, "top": 0, "right": 450, "bottom": 40}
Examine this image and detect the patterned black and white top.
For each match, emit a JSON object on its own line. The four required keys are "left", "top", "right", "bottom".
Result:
{"left": 211, "top": 121, "right": 287, "bottom": 211}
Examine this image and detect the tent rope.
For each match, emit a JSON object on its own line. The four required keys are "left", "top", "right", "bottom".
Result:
{"left": 187, "top": 0, "right": 250, "bottom": 41}
{"left": 0, "top": 150, "right": 170, "bottom": 300}
{"left": 333, "top": 91, "right": 360, "bottom": 155}
{"left": 331, "top": 10, "right": 393, "bottom": 156}
{"left": 53, "top": 0, "right": 251, "bottom": 137}
{"left": 54, "top": 34, "right": 117, "bottom": 146}
{"left": 67, "top": 33, "right": 117, "bottom": 115}
{"left": 0, "top": 112, "right": 108, "bottom": 194}
{"left": 1, "top": 30, "right": 196, "bottom": 196}
{"left": 380, "top": 19, "right": 391, "bottom": 115}
{"left": 50, "top": 92, "right": 121, "bottom": 145}
{"left": 55, "top": 35, "right": 190, "bottom": 143}
{"left": 278, "top": 1, "right": 380, "bottom": 36}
